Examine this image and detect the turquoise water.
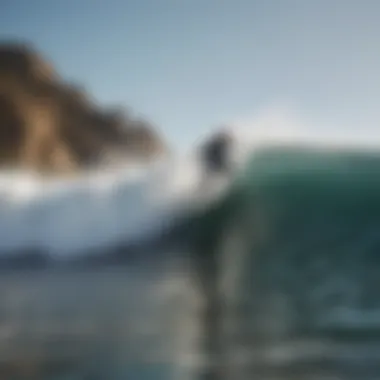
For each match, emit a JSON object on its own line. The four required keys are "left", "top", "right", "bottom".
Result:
{"left": 204, "top": 147, "right": 380, "bottom": 379}
{"left": 2, "top": 146, "right": 380, "bottom": 379}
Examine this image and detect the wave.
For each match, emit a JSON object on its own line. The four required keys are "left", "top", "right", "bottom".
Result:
{"left": 0, "top": 112, "right": 378, "bottom": 262}
{"left": 195, "top": 143, "right": 380, "bottom": 378}
{"left": 0, "top": 149, "right": 233, "bottom": 260}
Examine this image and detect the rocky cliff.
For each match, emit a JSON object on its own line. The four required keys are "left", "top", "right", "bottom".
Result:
{"left": 0, "top": 42, "right": 168, "bottom": 173}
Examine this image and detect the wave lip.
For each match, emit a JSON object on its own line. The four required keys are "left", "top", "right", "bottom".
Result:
{"left": 0, "top": 149, "right": 235, "bottom": 263}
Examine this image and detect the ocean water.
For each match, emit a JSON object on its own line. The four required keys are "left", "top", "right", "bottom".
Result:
{"left": 0, "top": 261, "right": 203, "bottom": 380}
{"left": 0, "top": 145, "right": 380, "bottom": 379}
{"left": 209, "top": 146, "right": 380, "bottom": 379}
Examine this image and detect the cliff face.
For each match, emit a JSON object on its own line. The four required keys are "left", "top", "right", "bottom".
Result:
{"left": 0, "top": 42, "right": 168, "bottom": 173}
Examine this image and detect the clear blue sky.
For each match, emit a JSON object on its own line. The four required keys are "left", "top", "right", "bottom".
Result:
{"left": 1, "top": 0, "right": 380, "bottom": 149}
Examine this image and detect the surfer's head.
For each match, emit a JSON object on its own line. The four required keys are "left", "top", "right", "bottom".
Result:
{"left": 200, "top": 128, "right": 234, "bottom": 174}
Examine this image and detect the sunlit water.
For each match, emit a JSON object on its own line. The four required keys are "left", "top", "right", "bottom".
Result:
{"left": 0, "top": 259, "right": 203, "bottom": 380}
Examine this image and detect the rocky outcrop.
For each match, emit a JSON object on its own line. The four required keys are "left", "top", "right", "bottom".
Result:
{"left": 0, "top": 41, "right": 168, "bottom": 174}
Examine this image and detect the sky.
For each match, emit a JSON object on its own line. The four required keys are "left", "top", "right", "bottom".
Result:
{"left": 1, "top": 0, "right": 380, "bottom": 150}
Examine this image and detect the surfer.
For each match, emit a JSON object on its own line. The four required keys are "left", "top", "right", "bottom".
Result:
{"left": 194, "top": 128, "right": 236, "bottom": 379}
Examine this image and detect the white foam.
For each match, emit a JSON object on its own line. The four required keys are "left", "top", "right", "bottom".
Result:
{"left": 228, "top": 104, "right": 380, "bottom": 164}
{"left": 0, "top": 151, "right": 232, "bottom": 259}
